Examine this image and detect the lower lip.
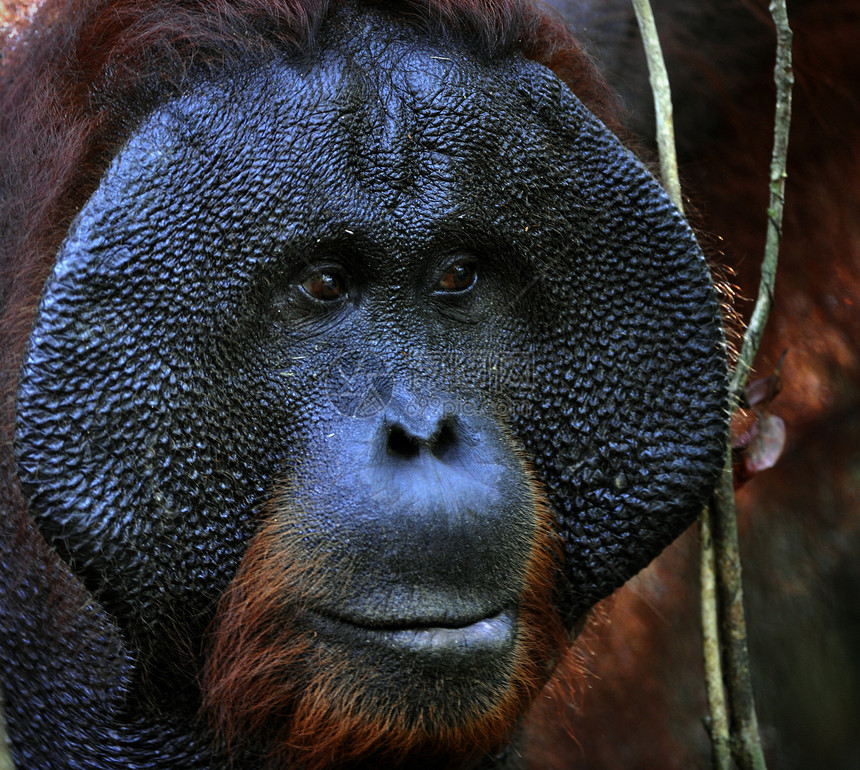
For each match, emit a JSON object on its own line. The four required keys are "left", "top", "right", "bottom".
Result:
{"left": 309, "top": 608, "right": 517, "bottom": 654}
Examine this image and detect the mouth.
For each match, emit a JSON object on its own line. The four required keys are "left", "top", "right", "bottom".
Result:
{"left": 306, "top": 607, "right": 517, "bottom": 655}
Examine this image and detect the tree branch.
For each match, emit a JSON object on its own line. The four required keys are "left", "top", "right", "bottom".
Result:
{"left": 711, "top": 3, "right": 793, "bottom": 768}
{"left": 699, "top": 507, "right": 732, "bottom": 770}
{"left": 631, "top": 0, "right": 683, "bottom": 209}
{"left": 634, "top": 0, "right": 794, "bottom": 767}
{"left": 729, "top": 0, "right": 794, "bottom": 408}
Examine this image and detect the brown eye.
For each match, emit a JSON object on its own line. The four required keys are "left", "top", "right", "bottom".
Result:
{"left": 301, "top": 270, "right": 347, "bottom": 302}
{"left": 438, "top": 261, "right": 477, "bottom": 293}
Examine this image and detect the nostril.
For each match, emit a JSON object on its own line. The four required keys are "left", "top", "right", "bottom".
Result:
{"left": 385, "top": 417, "right": 460, "bottom": 461}
{"left": 387, "top": 424, "right": 421, "bottom": 459}
{"left": 429, "top": 420, "right": 458, "bottom": 460}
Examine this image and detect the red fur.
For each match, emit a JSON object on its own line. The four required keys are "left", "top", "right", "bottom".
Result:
{"left": 203, "top": 477, "right": 569, "bottom": 769}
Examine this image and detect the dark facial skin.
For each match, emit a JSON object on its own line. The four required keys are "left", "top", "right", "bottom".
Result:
{"left": 12, "top": 6, "right": 727, "bottom": 766}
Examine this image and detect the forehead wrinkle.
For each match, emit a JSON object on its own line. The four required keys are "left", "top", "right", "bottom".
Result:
{"left": 108, "top": 38, "right": 552, "bottom": 264}
{"left": 316, "top": 48, "right": 469, "bottom": 215}
{"left": 329, "top": 49, "right": 539, "bottom": 231}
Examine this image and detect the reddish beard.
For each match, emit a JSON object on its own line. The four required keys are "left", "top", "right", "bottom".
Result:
{"left": 201, "top": 480, "right": 570, "bottom": 770}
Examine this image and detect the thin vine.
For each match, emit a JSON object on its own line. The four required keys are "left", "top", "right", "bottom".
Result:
{"left": 633, "top": 0, "right": 794, "bottom": 768}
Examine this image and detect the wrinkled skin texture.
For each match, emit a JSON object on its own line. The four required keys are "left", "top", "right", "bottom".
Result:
{"left": 2, "top": 4, "right": 727, "bottom": 769}
{"left": 530, "top": 1, "right": 860, "bottom": 767}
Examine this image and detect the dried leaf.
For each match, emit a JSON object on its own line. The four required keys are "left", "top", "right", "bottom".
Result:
{"left": 743, "top": 413, "right": 786, "bottom": 474}
{"left": 743, "top": 349, "right": 787, "bottom": 410}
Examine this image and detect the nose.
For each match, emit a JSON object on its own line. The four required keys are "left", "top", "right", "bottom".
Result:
{"left": 384, "top": 405, "right": 460, "bottom": 462}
